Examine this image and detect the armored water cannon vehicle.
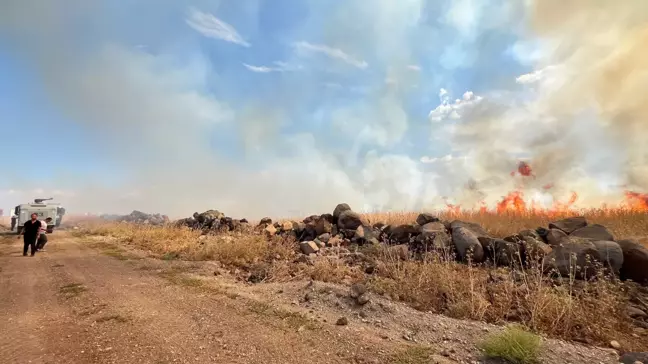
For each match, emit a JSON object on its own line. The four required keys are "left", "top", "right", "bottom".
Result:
{"left": 13, "top": 198, "right": 64, "bottom": 234}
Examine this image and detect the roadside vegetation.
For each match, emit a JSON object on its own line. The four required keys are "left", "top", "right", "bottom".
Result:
{"left": 71, "top": 209, "right": 648, "bottom": 351}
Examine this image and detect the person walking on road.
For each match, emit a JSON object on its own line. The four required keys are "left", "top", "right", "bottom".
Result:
{"left": 36, "top": 217, "right": 52, "bottom": 251}
{"left": 18, "top": 213, "right": 41, "bottom": 257}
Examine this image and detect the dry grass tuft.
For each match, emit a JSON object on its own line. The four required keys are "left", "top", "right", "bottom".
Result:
{"left": 478, "top": 324, "right": 541, "bottom": 364}
{"left": 368, "top": 247, "right": 638, "bottom": 348}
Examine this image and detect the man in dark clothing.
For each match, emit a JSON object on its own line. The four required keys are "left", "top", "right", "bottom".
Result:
{"left": 19, "top": 213, "right": 41, "bottom": 256}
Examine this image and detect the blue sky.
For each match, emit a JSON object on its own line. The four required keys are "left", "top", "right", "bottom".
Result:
{"left": 0, "top": 0, "right": 643, "bottom": 217}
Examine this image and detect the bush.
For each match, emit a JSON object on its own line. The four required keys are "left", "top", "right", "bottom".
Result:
{"left": 478, "top": 324, "right": 541, "bottom": 364}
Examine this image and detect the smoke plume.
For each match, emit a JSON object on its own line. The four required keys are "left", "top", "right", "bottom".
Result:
{"left": 1, "top": 0, "right": 647, "bottom": 217}
{"left": 436, "top": 0, "right": 648, "bottom": 208}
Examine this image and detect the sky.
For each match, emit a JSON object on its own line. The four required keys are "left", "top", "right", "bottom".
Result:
{"left": 0, "top": 0, "right": 647, "bottom": 218}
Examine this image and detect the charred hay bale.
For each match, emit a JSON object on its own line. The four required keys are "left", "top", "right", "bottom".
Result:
{"left": 338, "top": 228, "right": 357, "bottom": 240}
{"left": 195, "top": 210, "right": 225, "bottom": 224}
{"left": 415, "top": 213, "right": 439, "bottom": 226}
{"left": 319, "top": 213, "right": 335, "bottom": 224}
{"left": 315, "top": 218, "right": 333, "bottom": 236}
{"left": 548, "top": 216, "right": 588, "bottom": 234}
{"left": 521, "top": 237, "right": 552, "bottom": 265}
{"left": 384, "top": 224, "right": 420, "bottom": 245}
{"left": 303, "top": 215, "right": 319, "bottom": 224}
{"left": 480, "top": 237, "right": 523, "bottom": 267}
{"left": 491, "top": 233, "right": 550, "bottom": 267}
{"left": 299, "top": 221, "right": 318, "bottom": 241}
{"left": 333, "top": 203, "right": 352, "bottom": 223}
{"left": 535, "top": 227, "right": 550, "bottom": 242}
{"left": 518, "top": 229, "right": 541, "bottom": 240}
{"left": 452, "top": 226, "right": 485, "bottom": 263}
{"left": 174, "top": 217, "right": 198, "bottom": 229}
{"left": 229, "top": 219, "right": 251, "bottom": 233}
{"left": 546, "top": 228, "right": 569, "bottom": 247}
{"left": 591, "top": 240, "right": 623, "bottom": 276}
{"left": 570, "top": 224, "right": 615, "bottom": 241}
{"left": 411, "top": 222, "right": 452, "bottom": 255}
{"left": 293, "top": 222, "right": 306, "bottom": 237}
{"left": 337, "top": 210, "right": 366, "bottom": 230}
{"left": 353, "top": 225, "right": 380, "bottom": 245}
{"left": 117, "top": 210, "right": 168, "bottom": 226}
{"left": 617, "top": 238, "right": 648, "bottom": 285}
{"left": 449, "top": 220, "right": 489, "bottom": 238}
{"left": 542, "top": 238, "right": 599, "bottom": 279}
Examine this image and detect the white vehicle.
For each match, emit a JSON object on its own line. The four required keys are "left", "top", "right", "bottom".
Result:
{"left": 14, "top": 198, "right": 62, "bottom": 234}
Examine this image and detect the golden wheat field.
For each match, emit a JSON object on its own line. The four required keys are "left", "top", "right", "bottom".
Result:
{"left": 62, "top": 208, "right": 648, "bottom": 351}
{"left": 367, "top": 209, "right": 648, "bottom": 242}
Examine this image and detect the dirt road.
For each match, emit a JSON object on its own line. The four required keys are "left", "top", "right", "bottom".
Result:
{"left": 0, "top": 233, "right": 407, "bottom": 364}
{"left": 0, "top": 233, "right": 625, "bottom": 364}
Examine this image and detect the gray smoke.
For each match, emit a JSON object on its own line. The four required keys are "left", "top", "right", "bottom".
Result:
{"left": 2, "top": 0, "right": 646, "bottom": 217}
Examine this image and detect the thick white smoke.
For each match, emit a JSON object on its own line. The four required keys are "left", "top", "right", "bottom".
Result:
{"left": 425, "top": 0, "right": 648, "bottom": 209}
{"left": 1, "top": 0, "right": 646, "bottom": 218}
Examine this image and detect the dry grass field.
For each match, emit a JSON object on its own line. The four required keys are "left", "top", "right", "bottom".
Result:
{"left": 68, "top": 208, "right": 648, "bottom": 352}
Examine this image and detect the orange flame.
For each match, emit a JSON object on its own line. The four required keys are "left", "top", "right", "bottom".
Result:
{"left": 479, "top": 201, "right": 488, "bottom": 214}
{"left": 625, "top": 191, "right": 648, "bottom": 211}
{"left": 442, "top": 161, "right": 648, "bottom": 215}
{"left": 446, "top": 203, "right": 461, "bottom": 215}
{"left": 496, "top": 191, "right": 527, "bottom": 213}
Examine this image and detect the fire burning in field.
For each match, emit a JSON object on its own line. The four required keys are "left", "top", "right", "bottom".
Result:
{"left": 625, "top": 191, "right": 648, "bottom": 211}
{"left": 446, "top": 161, "right": 648, "bottom": 216}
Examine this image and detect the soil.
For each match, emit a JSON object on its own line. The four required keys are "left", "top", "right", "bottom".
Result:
{"left": 0, "top": 232, "right": 626, "bottom": 364}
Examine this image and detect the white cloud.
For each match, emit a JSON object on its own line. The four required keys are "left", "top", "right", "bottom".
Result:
{"left": 186, "top": 7, "right": 250, "bottom": 47}
{"left": 242, "top": 64, "right": 275, "bottom": 73}
{"left": 407, "top": 64, "right": 421, "bottom": 71}
{"left": 420, "top": 154, "right": 457, "bottom": 164}
{"left": 428, "top": 90, "right": 483, "bottom": 122}
{"left": 324, "top": 82, "right": 342, "bottom": 89}
{"left": 515, "top": 70, "right": 543, "bottom": 84}
{"left": 515, "top": 65, "right": 560, "bottom": 85}
{"left": 242, "top": 61, "right": 302, "bottom": 73}
{"left": 293, "top": 41, "right": 368, "bottom": 69}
